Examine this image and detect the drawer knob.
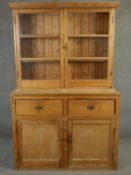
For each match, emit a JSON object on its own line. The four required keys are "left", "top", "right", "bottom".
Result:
{"left": 35, "top": 106, "right": 44, "bottom": 111}
{"left": 87, "top": 106, "right": 95, "bottom": 110}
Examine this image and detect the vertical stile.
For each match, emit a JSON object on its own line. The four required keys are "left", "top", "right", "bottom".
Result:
{"left": 63, "top": 118, "right": 68, "bottom": 167}
{"left": 60, "top": 9, "right": 64, "bottom": 87}
{"left": 63, "top": 8, "right": 68, "bottom": 86}
{"left": 45, "top": 14, "right": 51, "bottom": 80}
{"left": 74, "top": 13, "right": 79, "bottom": 79}
{"left": 59, "top": 119, "right": 64, "bottom": 167}
{"left": 67, "top": 121, "right": 72, "bottom": 166}
{"left": 71, "top": 12, "right": 74, "bottom": 80}
{"left": 68, "top": 12, "right": 73, "bottom": 80}
{"left": 87, "top": 13, "right": 90, "bottom": 80}
{"left": 52, "top": 13, "right": 60, "bottom": 80}
{"left": 101, "top": 13, "right": 104, "bottom": 79}
{"left": 73, "top": 13, "right": 77, "bottom": 80}
{"left": 108, "top": 9, "right": 115, "bottom": 87}
{"left": 43, "top": 14, "right": 46, "bottom": 80}
{"left": 14, "top": 10, "right": 22, "bottom": 87}
{"left": 51, "top": 14, "right": 55, "bottom": 80}
{"left": 35, "top": 15, "right": 40, "bottom": 79}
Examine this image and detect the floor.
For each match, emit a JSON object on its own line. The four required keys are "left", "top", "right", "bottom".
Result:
{"left": 0, "top": 139, "right": 131, "bottom": 175}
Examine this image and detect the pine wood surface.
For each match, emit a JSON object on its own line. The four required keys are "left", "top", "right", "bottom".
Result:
{"left": 9, "top": 2, "right": 120, "bottom": 170}
{"left": 11, "top": 91, "right": 120, "bottom": 169}
{"left": 10, "top": 87, "right": 120, "bottom": 96}
{"left": 9, "top": 2, "right": 119, "bottom": 9}
{"left": 10, "top": 2, "right": 118, "bottom": 88}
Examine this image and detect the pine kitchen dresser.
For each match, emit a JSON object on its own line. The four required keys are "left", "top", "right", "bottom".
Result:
{"left": 9, "top": 2, "right": 120, "bottom": 169}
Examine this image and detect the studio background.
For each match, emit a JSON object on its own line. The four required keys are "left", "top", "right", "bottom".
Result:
{"left": 0, "top": 0, "right": 130, "bottom": 139}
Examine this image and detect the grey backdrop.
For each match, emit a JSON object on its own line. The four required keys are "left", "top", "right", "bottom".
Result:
{"left": 0, "top": 0, "right": 130, "bottom": 138}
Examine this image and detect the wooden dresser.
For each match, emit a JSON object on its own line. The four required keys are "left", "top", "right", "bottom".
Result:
{"left": 9, "top": 2, "right": 120, "bottom": 169}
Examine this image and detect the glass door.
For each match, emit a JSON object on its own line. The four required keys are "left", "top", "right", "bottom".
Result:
{"left": 17, "top": 10, "right": 63, "bottom": 88}
{"left": 65, "top": 9, "right": 111, "bottom": 87}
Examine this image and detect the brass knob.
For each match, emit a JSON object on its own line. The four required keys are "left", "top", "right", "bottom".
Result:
{"left": 87, "top": 106, "right": 95, "bottom": 110}
{"left": 35, "top": 106, "right": 43, "bottom": 111}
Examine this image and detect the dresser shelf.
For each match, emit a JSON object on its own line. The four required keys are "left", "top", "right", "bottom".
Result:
{"left": 68, "top": 57, "right": 108, "bottom": 62}
{"left": 20, "top": 34, "right": 60, "bottom": 38}
{"left": 68, "top": 34, "right": 109, "bottom": 38}
{"left": 20, "top": 58, "right": 60, "bottom": 62}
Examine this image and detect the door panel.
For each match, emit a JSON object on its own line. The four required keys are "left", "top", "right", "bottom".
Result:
{"left": 64, "top": 9, "right": 111, "bottom": 87}
{"left": 17, "top": 10, "right": 63, "bottom": 88}
{"left": 68, "top": 119, "right": 114, "bottom": 168}
{"left": 17, "top": 120, "right": 64, "bottom": 168}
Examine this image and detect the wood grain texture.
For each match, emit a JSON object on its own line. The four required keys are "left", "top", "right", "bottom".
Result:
{"left": 17, "top": 120, "right": 63, "bottom": 168}
{"left": 10, "top": 88, "right": 120, "bottom": 96}
{"left": 65, "top": 9, "right": 111, "bottom": 87}
{"left": 68, "top": 99, "right": 115, "bottom": 116}
{"left": 68, "top": 120, "right": 113, "bottom": 168}
{"left": 16, "top": 99, "right": 63, "bottom": 116}
{"left": 10, "top": 91, "right": 120, "bottom": 169}
{"left": 9, "top": 2, "right": 119, "bottom": 9}
{"left": 9, "top": 2, "right": 120, "bottom": 170}
{"left": 10, "top": 3, "right": 117, "bottom": 88}
{"left": 15, "top": 10, "right": 62, "bottom": 88}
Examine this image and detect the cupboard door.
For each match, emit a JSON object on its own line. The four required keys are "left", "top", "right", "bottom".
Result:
{"left": 16, "top": 120, "right": 64, "bottom": 168}
{"left": 16, "top": 10, "right": 64, "bottom": 88}
{"left": 64, "top": 9, "right": 113, "bottom": 87}
{"left": 67, "top": 119, "right": 114, "bottom": 168}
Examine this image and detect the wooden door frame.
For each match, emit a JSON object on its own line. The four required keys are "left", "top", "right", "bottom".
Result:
{"left": 64, "top": 8, "right": 115, "bottom": 88}
{"left": 13, "top": 9, "right": 64, "bottom": 88}
{"left": 67, "top": 119, "right": 115, "bottom": 168}
{"left": 16, "top": 119, "right": 65, "bottom": 168}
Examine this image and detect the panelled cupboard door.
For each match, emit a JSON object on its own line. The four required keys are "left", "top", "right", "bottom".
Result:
{"left": 67, "top": 120, "right": 114, "bottom": 168}
{"left": 16, "top": 120, "right": 64, "bottom": 168}
{"left": 64, "top": 9, "right": 115, "bottom": 87}
{"left": 15, "top": 9, "right": 64, "bottom": 88}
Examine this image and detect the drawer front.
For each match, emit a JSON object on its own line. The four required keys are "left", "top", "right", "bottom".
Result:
{"left": 68, "top": 100, "right": 115, "bottom": 116}
{"left": 16, "top": 100, "right": 63, "bottom": 115}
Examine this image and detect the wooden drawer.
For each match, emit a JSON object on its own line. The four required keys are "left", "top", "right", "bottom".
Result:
{"left": 16, "top": 100, "right": 63, "bottom": 115}
{"left": 68, "top": 99, "right": 115, "bottom": 116}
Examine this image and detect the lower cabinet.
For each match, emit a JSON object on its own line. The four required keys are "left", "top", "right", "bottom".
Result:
{"left": 16, "top": 118, "right": 115, "bottom": 169}
{"left": 11, "top": 92, "right": 119, "bottom": 169}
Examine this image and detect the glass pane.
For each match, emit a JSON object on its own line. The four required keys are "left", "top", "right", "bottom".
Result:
{"left": 19, "top": 13, "right": 60, "bottom": 35}
{"left": 68, "top": 61, "right": 107, "bottom": 80}
{"left": 68, "top": 38, "right": 108, "bottom": 57}
{"left": 20, "top": 38, "right": 60, "bottom": 58}
{"left": 21, "top": 62, "right": 60, "bottom": 80}
{"left": 68, "top": 12, "right": 109, "bottom": 35}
